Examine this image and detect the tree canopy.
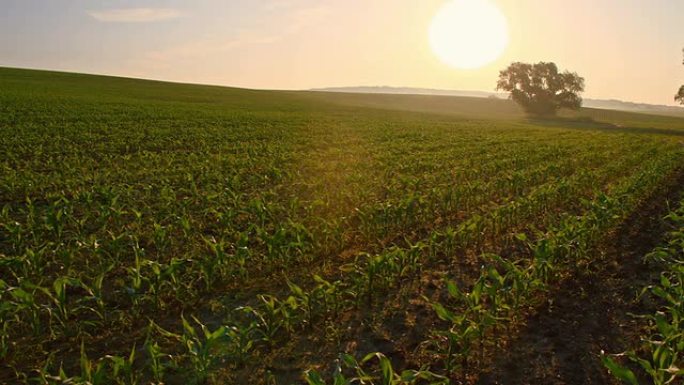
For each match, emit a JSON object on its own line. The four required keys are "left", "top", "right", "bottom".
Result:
{"left": 677, "top": 50, "right": 684, "bottom": 105}
{"left": 496, "top": 62, "right": 585, "bottom": 116}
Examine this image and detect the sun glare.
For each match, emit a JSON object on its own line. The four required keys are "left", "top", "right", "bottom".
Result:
{"left": 429, "top": 0, "right": 509, "bottom": 70}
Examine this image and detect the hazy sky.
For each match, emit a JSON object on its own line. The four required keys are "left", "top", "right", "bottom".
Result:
{"left": 2, "top": 0, "right": 683, "bottom": 105}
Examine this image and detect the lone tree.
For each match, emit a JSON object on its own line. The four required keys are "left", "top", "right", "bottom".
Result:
{"left": 496, "top": 62, "right": 585, "bottom": 116}
{"left": 676, "top": 49, "right": 684, "bottom": 105}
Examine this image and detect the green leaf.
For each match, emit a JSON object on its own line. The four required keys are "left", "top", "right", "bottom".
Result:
{"left": 376, "top": 354, "right": 394, "bottom": 382}
{"left": 660, "top": 274, "right": 672, "bottom": 288}
{"left": 304, "top": 370, "right": 326, "bottom": 385}
{"left": 360, "top": 351, "right": 381, "bottom": 365}
{"left": 340, "top": 353, "right": 359, "bottom": 369}
{"left": 431, "top": 302, "right": 455, "bottom": 322}
{"left": 400, "top": 370, "right": 418, "bottom": 382}
{"left": 208, "top": 325, "right": 227, "bottom": 341}
{"left": 446, "top": 281, "right": 462, "bottom": 300}
{"left": 181, "top": 315, "right": 196, "bottom": 338}
{"left": 601, "top": 356, "right": 639, "bottom": 385}
{"left": 287, "top": 279, "right": 305, "bottom": 297}
{"left": 338, "top": 263, "right": 357, "bottom": 273}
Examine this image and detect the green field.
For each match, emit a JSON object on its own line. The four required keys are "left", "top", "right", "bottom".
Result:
{"left": 1, "top": 67, "right": 683, "bottom": 384}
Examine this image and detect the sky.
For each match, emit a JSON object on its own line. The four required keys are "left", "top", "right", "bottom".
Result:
{"left": 1, "top": 0, "right": 683, "bottom": 105}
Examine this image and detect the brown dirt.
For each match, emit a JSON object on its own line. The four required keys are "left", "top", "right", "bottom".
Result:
{"left": 476, "top": 167, "right": 684, "bottom": 385}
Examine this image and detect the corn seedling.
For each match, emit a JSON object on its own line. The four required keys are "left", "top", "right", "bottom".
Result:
{"left": 180, "top": 315, "right": 228, "bottom": 384}
{"left": 144, "top": 338, "right": 172, "bottom": 384}
{"left": 305, "top": 352, "right": 448, "bottom": 385}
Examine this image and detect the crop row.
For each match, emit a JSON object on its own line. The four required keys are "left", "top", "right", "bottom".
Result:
{"left": 602, "top": 197, "right": 684, "bottom": 385}
{"left": 10, "top": 141, "right": 679, "bottom": 384}
{"left": 0, "top": 138, "right": 666, "bottom": 370}
{"left": 307, "top": 146, "right": 683, "bottom": 384}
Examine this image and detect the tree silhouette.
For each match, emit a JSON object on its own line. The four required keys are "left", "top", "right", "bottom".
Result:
{"left": 676, "top": 49, "right": 684, "bottom": 105}
{"left": 496, "top": 62, "right": 585, "bottom": 116}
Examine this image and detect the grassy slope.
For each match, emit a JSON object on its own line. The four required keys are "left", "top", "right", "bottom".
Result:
{"left": 3, "top": 66, "right": 683, "bottom": 127}
{"left": 1, "top": 67, "right": 684, "bottom": 384}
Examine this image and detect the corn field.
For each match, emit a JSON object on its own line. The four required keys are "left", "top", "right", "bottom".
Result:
{"left": 1, "top": 68, "right": 683, "bottom": 384}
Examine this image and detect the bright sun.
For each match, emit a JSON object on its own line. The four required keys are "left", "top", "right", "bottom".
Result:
{"left": 429, "top": 0, "right": 509, "bottom": 70}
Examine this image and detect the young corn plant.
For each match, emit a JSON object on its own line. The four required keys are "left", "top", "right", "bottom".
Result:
{"left": 304, "top": 352, "right": 449, "bottom": 385}
{"left": 240, "top": 294, "right": 291, "bottom": 346}
{"left": 200, "top": 236, "right": 230, "bottom": 290}
{"left": 428, "top": 279, "right": 497, "bottom": 378}
{"left": 0, "top": 301, "right": 10, "bottom": 358}
{"left": 4, "top": 280, "right": 43, "bottom": 334}
{"left": 481, "top": 254, "right": 541, "bottom": 324}
{"left": 225, "top": 320, "right": 258, "bottom": 365}
{"left": 604, "top": 279, "right": 683, "bottom": 385}
{"left": 232, "top": 231, "right": 251, "bottom": 278}
{"left": 105, "top": 344, "right": 140, "bottom": 385}
{"left": 180, "top": 315, "right": 229, "bottom": 384}
{"left": 286, "top": 279, "right": 316, "bottom": 327}
{"left": 603, "top": 198, "right": 684, "bottom": 385}
{"left": 42, "top": 277, "right": 73, "bottom": 334}
{"left": 429, "top": 303, "right": 479, "bottom": 377}
{"left": 285, "top": 275, "right": 347, "bottom": 327}
{"left": 311, "top": 274, "right": 347, "bottom": 318}
{"left": 125, "top": 241, "right": 147, "bottom": 307}
{"left": 152, "top": 222, "right": 170, "bottom": 255}
{"left": 344, "top": 249, "right": 411, "bottom": 306}
{"left": 87, "top": 266, "right": 110, "bottom": 319}
{"left": 1, "top": 216, "right": 24, "bottom": 255}
{"left": 37, "top": 341, "right": 108, "bottom": 385}
{"left": 145, "top": 338, "right": 173, "bottom": 384}
{"left": 457, "top": 278, "right": 497, "bottom": 360}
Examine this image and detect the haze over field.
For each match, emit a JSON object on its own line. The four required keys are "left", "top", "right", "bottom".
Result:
{"left": 1, "top": 0, "right": 683, "bottom": 105}
{"left": 314, "top": 86, "right": 684, "bottom": 117}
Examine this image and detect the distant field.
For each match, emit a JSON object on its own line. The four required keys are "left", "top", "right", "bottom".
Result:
{"left": 1, "top": 67, "right": 683, "bottom": 384}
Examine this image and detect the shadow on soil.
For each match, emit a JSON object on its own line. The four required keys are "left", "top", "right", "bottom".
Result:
{"left": 477, "top": 167, "right": 684, "bottom": 385}
{"left": 528, "top": 116, "right": 684, "bottom": 137}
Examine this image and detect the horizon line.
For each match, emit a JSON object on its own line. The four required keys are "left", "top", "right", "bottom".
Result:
{"left": 1, "top": 64, "right": 682, "bottom": 109}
